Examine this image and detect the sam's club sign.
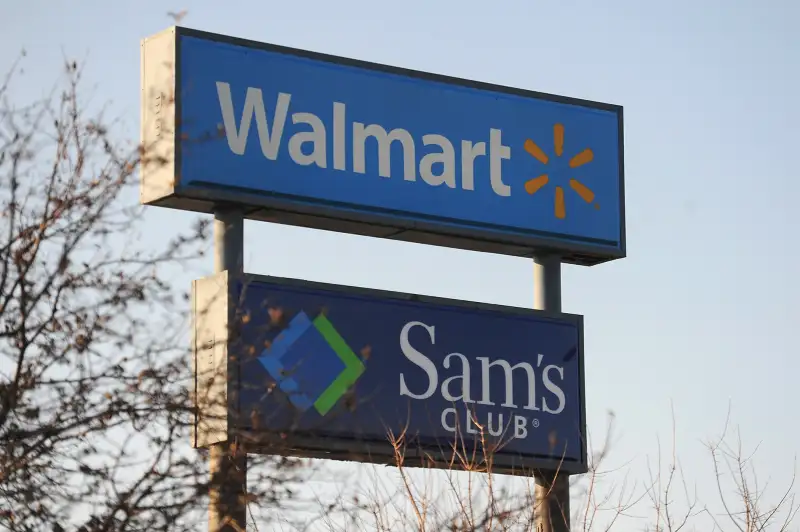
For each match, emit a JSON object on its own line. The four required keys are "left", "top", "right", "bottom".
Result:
{"left": 229, "top": 275, "right": 587, "bottom": 474}
{"left": 141, "top": 27, "right": 625, "bottom": 265}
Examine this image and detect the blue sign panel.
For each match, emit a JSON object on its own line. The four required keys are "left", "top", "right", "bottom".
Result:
{"left": 234, "top": 276, "right": 586, "bottom": 474}
{"left": 141, "top": 27, "right": 625, "bottom": 265}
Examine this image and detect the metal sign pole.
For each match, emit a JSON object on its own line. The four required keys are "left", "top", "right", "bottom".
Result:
{"left": 209, "top": 208, "right": 247, "bottom": 532}
{"left": 533, "top": 254, "right": 570, "bottom": 532}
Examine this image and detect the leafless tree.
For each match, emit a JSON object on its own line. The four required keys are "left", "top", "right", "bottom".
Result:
{"left": 5, "top": 22, "right": 794, "bottom": 532}
{"left": 0, "top": 54, "right": 310, "bottom": 531}
{"left": 285, "top": 407, "right": 798, "bottom": 532}
{"left": 704, "top": 408, "right": 799, "bottom": 532}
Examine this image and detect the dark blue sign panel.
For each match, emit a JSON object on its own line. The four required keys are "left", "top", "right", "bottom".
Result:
{"left": 234, "top": 276, "right": 586, "bottom": 473}
{"left": 141, "top": 27, "right": 625, "bottom": 265}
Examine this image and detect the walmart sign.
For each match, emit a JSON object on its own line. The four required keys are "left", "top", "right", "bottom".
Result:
{"left": 141, "top": 27, "right": 626, "bottom": 265}
{"left": 232, "top": 275, "right": 587, "bottom": 474}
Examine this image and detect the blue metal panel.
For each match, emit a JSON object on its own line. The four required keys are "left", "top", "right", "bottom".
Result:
{"left": 170, "top": 29, "right": 624, "bottom": 261}
{"left": 236, "top": 277, "right": 586, "bottom": 471}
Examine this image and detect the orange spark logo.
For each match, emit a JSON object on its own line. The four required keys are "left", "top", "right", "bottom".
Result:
{"left": 523, "top": 124, "right": 598, "bottom": 219}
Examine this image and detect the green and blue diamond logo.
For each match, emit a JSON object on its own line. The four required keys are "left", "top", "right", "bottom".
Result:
{"left": 258, "top": 310, "right": 365, "bottom": 415}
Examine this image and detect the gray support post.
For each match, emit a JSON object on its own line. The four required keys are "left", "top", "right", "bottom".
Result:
{"left": 209, "top": 208, "right": 247, "bottom": 532}
{"left": 533, "top": 255, "right": 570, "bottom": 532}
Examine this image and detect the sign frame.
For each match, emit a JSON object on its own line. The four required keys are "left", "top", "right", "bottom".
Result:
{"left": 142, "top": 26, "right": 626, "bottom": 266}
{"left": 192, "top": 272, "right": 588, "bottom": 476}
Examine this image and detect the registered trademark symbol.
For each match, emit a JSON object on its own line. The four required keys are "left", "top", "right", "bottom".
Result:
{"left": 532, "top": 419, "right": 540, "bottom": 428}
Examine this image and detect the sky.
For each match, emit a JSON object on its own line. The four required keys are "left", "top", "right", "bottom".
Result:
{"left": 2, "top": 0, "right": 799, "bottom": 529}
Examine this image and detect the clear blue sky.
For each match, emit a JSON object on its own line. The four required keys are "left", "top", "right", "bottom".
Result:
{"left": 3, "top": 0, "right": 799, "bottom": 527}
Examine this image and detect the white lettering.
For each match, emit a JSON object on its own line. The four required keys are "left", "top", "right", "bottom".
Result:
{"left": 288, "top": 112, "right": 326, "bottom": 168}
{"left": 542, "top": 364, "right": 566, "bottom": 414}
{"left": 487, "top": 412, "right": 504, "bottom": 437}
{"left": 489, "top": 128, "right": 511, "bottom": 196}
{"left": 466, "top": 411, "right": 479, "bottom": 435}
{"left": 441, "top": 407, "right": 457, "bottom": 433}
{"left": 215, "top": 83, "right": 519, "bottom": 199}
{"left": 333, "top": 102, "right": 346, "bottom": 171}
{"left": 440, "top": 352, "right": 474, "bottom": 403}
{"left": 399, "top": 321, "right": 438, "bottom": 400}
{"left": 476, "top": 357, "right": 539, "bottom": 411}
{"left": 215, "top": 82, "right": 290, "bottom": 159}
{"left": 514, "top": 415, "right": 528, "bottom": 439}
{"left": 352, "top": 123, "right": 415, "bottom": 180}
{"left": 442, "top": 410, "right": 545, "bottom": 441}
{"left": 419, "top": 134, "right": 456, "bottom": 187}
{"left": 460, "top": 140, "right": 486, "bottom": 191}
